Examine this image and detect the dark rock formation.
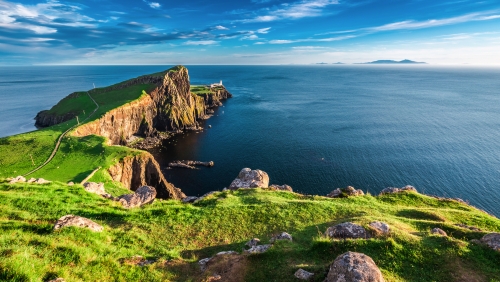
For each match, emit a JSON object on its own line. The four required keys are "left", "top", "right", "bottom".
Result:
{"left": 325, "top": 222, "right": 368, "bottom": 239}
{"left": 108, "top": 153, "right": 185, "bottom": 200}
{"left": 35, "top": 110, "right": 76, "bottom": 128}
{"left": 326, "top": 252, "right": 385, "bottom": 282}
{"left": 53, "top": 215, "right": 103, "bottom": 232}
{"left": 229, "top": 168, "right": 269, "bottom": 189}
{"left": 117, "top": 185, "right": 157, "bottom": 208}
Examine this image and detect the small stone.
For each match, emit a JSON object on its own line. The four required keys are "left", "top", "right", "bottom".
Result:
{"left": 118, "top": 186, "right": 157, "bottom": 208}
{"left": 244, "top": 244, "right": 271, "bottom": 254}
{"left": 182, "top": 196, "right": 198, "bottom": 203}
{"left": 229, "top": 168, "right": 269, "bottom": 189}
{"left": 35, "top": 178, "right": 50, "bottom": 184}
{"left": 431, "top": 228, "right": 447, "bottom": 236}
{"left": 325, "top": 222, "right": 368, "bottom": 239}
{"left": 326, "top": 252, "right": 384, "bottom": 282}
{"left": 480, "top": 233, "right": 500, "bottom": 251}
{"left": 27, "top": 178, "right": 36, "bottom": 183}
{"left": 369, "top": 221, "right": 390, "bottom": 235}
{"left": 245, "top": 238, "right": 260, "bottom": 249}
{"left": 294, "top": 269, "right": 314, "bottom": 280}
{"left": 199, "top": 257, "right": 212, "bottom": 271}
{"left": 206, "top": 274, "right": 221, "bottom": 281}
{"left": 67, "top": 182, "right": 74, "bottom": 186}
{"left": 270, "top": 232, "right": 293, "bottom": 243}
{"left": 53, "top": 215, "right": 103, "bottom": 232}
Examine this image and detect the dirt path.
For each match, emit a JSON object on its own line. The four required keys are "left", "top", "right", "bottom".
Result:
{"left": 24, "top": 91, "right": 99, "bottom": 177}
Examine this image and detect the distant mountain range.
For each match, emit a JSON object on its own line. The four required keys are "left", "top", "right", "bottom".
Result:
{"left": 361, "top": 59, "right": 426, "bottom": 64}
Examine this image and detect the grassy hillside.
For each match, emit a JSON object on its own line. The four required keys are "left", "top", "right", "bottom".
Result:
{"left": 0, "top": 183, "right": 499, "bottom": 282}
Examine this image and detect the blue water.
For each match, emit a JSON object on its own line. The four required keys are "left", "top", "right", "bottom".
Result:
{"left": 1, "top": 65, "right": 500, "bottom": 216}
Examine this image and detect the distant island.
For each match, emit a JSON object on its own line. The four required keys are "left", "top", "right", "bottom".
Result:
{"left": 361, "top": 59, "right": 426, "bottom": 64}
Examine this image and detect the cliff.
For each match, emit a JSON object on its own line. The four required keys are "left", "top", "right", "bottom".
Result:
{"left": 108, "top": 153, "right": 185, "bottom": 199}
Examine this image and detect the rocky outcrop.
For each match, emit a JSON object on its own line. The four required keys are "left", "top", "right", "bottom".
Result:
{"left": 229, "top": 168, "right": 269, "bottom": 190}
{"left": 9, "top": 176, "right": 26, "bottom": 184}
{"left": 480, "top": 233, "right": 500, "bottom": 251}
{"left": 108, "top": 153, "right": 185, "bottom": 200}
{"left": 117, "top": 185, "right": 157, "bottom": 208}
{"left": 325, "top": 222, "right": 368, "bottom": 239}
{"left": 168, "top": 160, "right": 214, "bottom": 169}
{"left": 53, "top": 215, "right": 103, "bottom": 232}
{"left": 83, "top": 182, "right": 106, "bottom": 195}
{"left": 35, "top": 110, "right": 76, "bottom": 128}
{"left": 327, "top": 186, "right": 365, "bottom": 198}
{"left": 269, "top": 184, "right": 293, "bottom": 192}
{"left": 326, "top": 252, "right": 385, "bottom": 282}
{"left": 379, "top": 185, "right": 417, "bottom": 195}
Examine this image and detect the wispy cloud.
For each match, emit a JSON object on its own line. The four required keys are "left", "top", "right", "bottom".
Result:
{"left": 143, "top": 0, "right": 161, "bottom": 9}
{"left": 183, "top": 40, "right": 218, "bottom": 45}
{"left": 238, "top": 0, "right": 339, "bottom": 23}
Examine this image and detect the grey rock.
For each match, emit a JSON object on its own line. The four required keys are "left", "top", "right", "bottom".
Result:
{"left": 326, "top": 188, "right": 342, "bottom": 198}
{"left": 480, "top": 233, "right": 500, "bottom": 251}
{"left": 53, "top": 215, "right": 103, "bottom": 232}
{"left": 229, "top": 168, "right": 269, "bottom": 189}
{"left": 244, "top": 244, "right": 272, "bottom": 254}
{"left": 83, "top": 182, "right": 106, "bottom": 195}
{"left": 195, "top": 191, "right": 218, "bottom": 202}
{"left": 326, "top": 252, "right": 385, "bottom": 282}
{"left": 328, "top": 186, "right": 364, "bottom": 198}
{"left": 9, "top": 176, "right": 26, "bottom": 184}
{"left": 198, "top": 251, "right": 238, "bottom": 271}
{"left": 294, "top": 269, "right": 314, "bottom": 280}
{"left": 270, "top": 232, "right": 293, "bottom": 243}
{"left": 431, "top": 228, "right": 447, "bottom": 236}
{"left": 245, "top": 238, "right": 261, "bottom": 248}
{"left": 325, "top": 222, "right": 368, "bottom": 239}
{"left": 380, "top": 185, "right": 417, "bottom": 195}
{"left": 182, "top": 196, "right": 198, "bottom": 203}
{"left": 269, "top": 184, "right": 293, "bottom": 192}
{"left": 118, "top": 186, "right": 157, "bottom": 208}
{"left": 369, "top": 221, "right": 390, "bottom": 235}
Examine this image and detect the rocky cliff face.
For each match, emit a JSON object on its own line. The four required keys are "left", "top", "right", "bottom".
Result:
{"left": 108, "top": 153, "right": 186, "bottom": 200}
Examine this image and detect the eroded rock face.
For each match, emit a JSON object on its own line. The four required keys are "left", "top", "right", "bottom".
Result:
{"left": 270, "top": 232, "right": 293, "bottom": 243}
{"left": 431, "top": 228, "right": 447, "bottom": 236}
{"left": 118, "top": 185, "right": 157, "bottom": 208}
{"left": 327, "top": 252, "right": 385, "bottom": 282}
{"left": 295, "top": 269, "right": 314, "bottom": 280}
{"left": 229, "top": 168, "right": 269, "bottom": 190}
{"left": 53, "top": 215, "right": 103, "bottom": 232}
{"left": 326, "top": 222, "right": 368, "bottom": 239}
{"left": 83, "top": 182, "right": 106, "bottom": 195}
{"left": 480, "top": 233, "right": 500, "bottom": 251}
{"left": 379, "top": 185, "right": 417, "bottom": 195}
{"left": 369, "top": 221, "right": 390, "bottom": 236}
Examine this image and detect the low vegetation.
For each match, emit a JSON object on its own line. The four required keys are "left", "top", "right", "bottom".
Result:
{"left": 0, "top": 184, "right": 499, "bottom": 281}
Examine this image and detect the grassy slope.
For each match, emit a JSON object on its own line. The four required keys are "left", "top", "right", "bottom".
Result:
{"left": 0, "top": 183, "right": 499, "bottom": 282}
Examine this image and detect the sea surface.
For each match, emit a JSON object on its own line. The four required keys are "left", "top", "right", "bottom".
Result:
{"left": 1, "top": 65, "right": 500, "bottom": 216}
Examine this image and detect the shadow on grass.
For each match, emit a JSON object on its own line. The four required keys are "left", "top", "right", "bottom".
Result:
{"left": 396, "top": 209, "right": 446, "bottom": 222}
{"left": 0, "top": 221, "right": 52, "bottom": 235}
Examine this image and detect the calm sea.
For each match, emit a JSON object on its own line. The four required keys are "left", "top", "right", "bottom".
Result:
{"left": 1, "top": 65, "right": 500, "bottom": 216}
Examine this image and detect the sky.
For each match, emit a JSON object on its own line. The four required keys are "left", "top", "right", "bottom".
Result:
{"left": 1, "top": 0, "right": 500, "bottom": 65}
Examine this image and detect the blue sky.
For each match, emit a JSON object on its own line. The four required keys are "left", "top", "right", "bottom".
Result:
{"left": 1, "top": 0, "right": 500, "bottom": 65}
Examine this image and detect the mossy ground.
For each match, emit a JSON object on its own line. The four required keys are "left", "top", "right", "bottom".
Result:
{"left": 0, "top": 183, "right": 499, "bottom": 282}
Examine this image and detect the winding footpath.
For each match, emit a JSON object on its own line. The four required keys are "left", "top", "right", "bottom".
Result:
{"left": 24, "top": 91, "right": 99, "bottom": 176}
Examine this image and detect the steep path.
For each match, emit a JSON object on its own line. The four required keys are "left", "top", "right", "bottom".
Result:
{"left": 24, "top": 91, "right": 99, "bottom": 177}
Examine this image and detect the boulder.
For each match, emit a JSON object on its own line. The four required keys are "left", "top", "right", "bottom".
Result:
{"left": 229, "top": 168, "right": 269, "bottom": 189}
{"left": 294, "top": 269, "right": 314, "bottom": 280}
{"left": 270, "top": 232, "right": 293, "bottom": 243}
{"left": 379, "top": 185, "right": 417, "bottom": 195}
{"left": 431, "top": 228, "right": 447, "bottom": 236}
{"left": 83, "top": 182, "right": 106, "bottom": 195}
{"left": 244, "top": 244, "right": 271, "bottom": 254}
{"left": 27, "top": 178, "right": 37, "bottom": 183}
{"left": 9, "top": 176, "right": 26, "bottom": 184}
{"left": 369, "top": 221, "right": 390, "bottom": 235}
{"left": 118, "top": 186, "right": 157, "bottom": 208}
{"left": 35, "top": 178, "right": 50, "bottom": 184}
{"left": 199, "top": 251, "right": 239, "bottom": 271}
{"left": 182, "top": 196, "right": 198, "bottom": 203}
{"left": 480, "top": 233, "right": 500, "bottom": 251}
{"left": 53, "top": 215, "right": 103, "bottom": 232}
{"left": 325, "top": 222, "right": 368, "bottom": 239}
{"left": 245, "top": 238, "right": 260, "bottom": 249}
{"left": 269, "top": 184, "right": 293, "bottom": 192}
{"left": 327, "top": 186, "right": 364, "bottom": 198}
{"left": 326, "top": 252, "right": 384, "bottom": 282}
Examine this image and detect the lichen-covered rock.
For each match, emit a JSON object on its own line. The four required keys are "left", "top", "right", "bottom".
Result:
{"left": 369, "top": 221, "right": 390, "bottom": 235}
{"left": 294, "top": 269, "right": 314, "bottom": 280}
{"left": 379, "top": 185, "right": 417, "bottom": 195}
{"left": 182, "top": 196, "right": 198, "bottom": 203}
{"left": 244, "top": 244, "right": 271, "bottom": 254}
{"left": 9, "top": 176, "right": 26, "bottom": 184}
{"left": 327, "top": 186, "right": 364, "bottom": 198}
{"left": 269, "top": 184, "right": 293, "bottom": 192}
{"left": 480, "top": 233, "right": 500, "bottom": 251}
{"left": 198, "top": 251, "right": 239, "bottom": 271}
{"left": 270, "top": 232, "right": 293, "bottom": 243}
{"left": 245, "top": 238, "right": 260, "bottom": 249}
{"left": 118, "top": 185, "right": 157, "bottom": 208}
{"left": 431, "top": 228, "right": 447, "bottom": 236}
{"left": 229, "top": 168, "right": 269, "bottom": 189}
{"left": 326, "top": 252, "right": 385, "bottom": 282}
{"left": 53, "top": 215, "right": 103, "bottom": 232}
{"left": 325, "top": 222, "right": 368, "bottom": 239}
{"left": 83, "top": 182, "right": 107, "bottom": 195}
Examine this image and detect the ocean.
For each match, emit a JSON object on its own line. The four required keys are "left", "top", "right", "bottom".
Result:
{"left": 1, "top": 65, "right": 500, "bottom": 216}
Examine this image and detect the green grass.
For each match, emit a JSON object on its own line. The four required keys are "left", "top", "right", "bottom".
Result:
{"left": 190, "top": 85, "right": 212, "bottom": 95}
{"left": 0, "top": 185, "right": 498, "bottom": 281}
